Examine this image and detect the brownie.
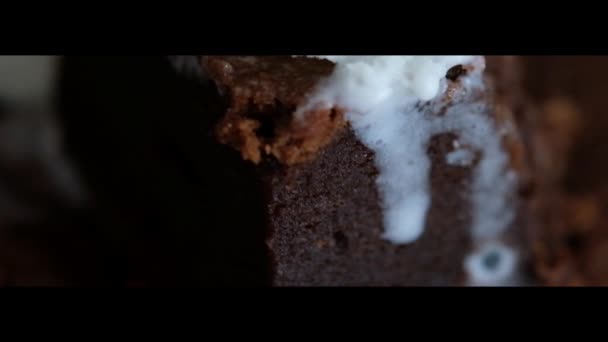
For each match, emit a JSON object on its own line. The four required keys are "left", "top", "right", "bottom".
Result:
{"left": 200, "top": 56, "right": 532, "bottom": 286}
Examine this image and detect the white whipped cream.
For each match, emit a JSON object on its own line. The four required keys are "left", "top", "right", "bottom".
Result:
{"left": 302, "top": 56, "right": 519, "bottom": 285}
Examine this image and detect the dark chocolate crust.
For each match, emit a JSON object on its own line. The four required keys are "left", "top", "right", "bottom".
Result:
{"left": 265, "top": 130, "right": 474, "bottom": 285}
{"left": 202, "top": 56, "right": 346, "bottom": 165}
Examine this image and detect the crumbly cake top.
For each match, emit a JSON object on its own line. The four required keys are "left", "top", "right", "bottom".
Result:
{"left": 202, "top": 56, "right": 345, "bottom": 165}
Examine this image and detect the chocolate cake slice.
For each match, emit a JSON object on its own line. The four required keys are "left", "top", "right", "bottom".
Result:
{"left": 196, "top": 55, "right": 532, "bottom": 286}
{"left": 57, "top": 56, "right": 533, "bottom": 286}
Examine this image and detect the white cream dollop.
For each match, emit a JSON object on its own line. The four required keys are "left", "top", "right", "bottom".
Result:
{"left": 304, "top": 56, "right": 474, "bottom": 110}
{"left": 301, "top": 55, "right": 519, "bottom": 285}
